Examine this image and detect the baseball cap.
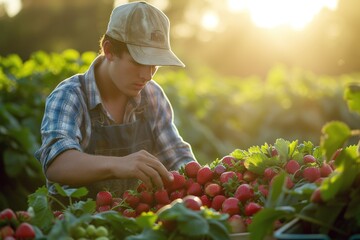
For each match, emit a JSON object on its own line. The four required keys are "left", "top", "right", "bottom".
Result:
{"left": 106, "top": 1, "right": 185, "bottom": 67}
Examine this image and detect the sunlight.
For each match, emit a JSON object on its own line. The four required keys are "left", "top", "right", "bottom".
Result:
{"left": 227, "top": 0, "right": 338, "bottom": 30}
{"left": 202, "top": 11, "right": 220, "bottom": 31}
{"left": 0, "top": 0, "right": 21, "bottom": 17}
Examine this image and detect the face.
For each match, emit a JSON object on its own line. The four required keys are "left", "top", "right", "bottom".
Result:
{"left": 106, "top": 51, "right": 158, "bottom": 97}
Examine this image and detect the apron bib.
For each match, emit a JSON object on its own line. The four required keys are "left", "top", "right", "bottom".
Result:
{"left": 80, "top": 75, "right": 155, "bottom": 199}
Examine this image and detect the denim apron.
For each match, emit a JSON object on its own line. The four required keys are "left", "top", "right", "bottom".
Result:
{"left": 80, "top": 75, "right": 155, "bottom": 199}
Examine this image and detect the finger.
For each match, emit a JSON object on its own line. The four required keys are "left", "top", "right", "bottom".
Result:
{"left": 136, "top": 169, "right": 153, "bottom": 190}
{"left": 139, "top": 163, "right": 164, "bottom": 190}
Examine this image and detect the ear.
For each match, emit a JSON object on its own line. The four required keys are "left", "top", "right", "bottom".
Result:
{"left": 102, "top": 40, "right": 115, "bottom": 60}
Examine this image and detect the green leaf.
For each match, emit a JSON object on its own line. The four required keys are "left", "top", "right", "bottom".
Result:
{"left": 125, "top": 228, "right": 167, "bottom": 240}
{"left": 266, "top": 172, "right": 286, "bottom": 208}
{"left": 344, "top": 82, "right": 360, "bottom": 114}
{"left": 249, "top": 207, "right": 295, "bottom": 240}
{"left": 208, "top": 219, "right": 231, "bottom": 240}
{"left": 320, "top": 121, "right": 351, "bottom": 161}
{"left": 54, "top": 183, "right": 88, "bottom": 198}
{"left": 135, "top": 212, "right": 158, "bottom": 229}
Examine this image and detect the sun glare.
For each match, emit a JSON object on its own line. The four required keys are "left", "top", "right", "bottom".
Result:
{"left": 202, "top": 11, "right": 220, "bottom": 31}
{"left": 227, "top": 0, "right": 338, "bottom": 30}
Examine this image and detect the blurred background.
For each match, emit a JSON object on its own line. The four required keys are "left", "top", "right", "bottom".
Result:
{"left": 0, "top": 0, "right": 360, "bottom": 210}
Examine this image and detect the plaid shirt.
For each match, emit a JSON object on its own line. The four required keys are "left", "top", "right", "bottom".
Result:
{"left": 35, "top": 56, "right": 196, "bottom": 174}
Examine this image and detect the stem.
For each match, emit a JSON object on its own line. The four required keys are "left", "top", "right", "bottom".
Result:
{"left": 47, "top": 194, "right": 67, "bottom": 210}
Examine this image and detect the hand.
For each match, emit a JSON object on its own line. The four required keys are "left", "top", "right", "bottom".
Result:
{"left": 114, "top": 150, "right": 174, "bottom": 190}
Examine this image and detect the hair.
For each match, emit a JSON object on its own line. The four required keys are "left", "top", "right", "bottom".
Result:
{"left": 99, "top": 34, "right": 129, "bottom": 57}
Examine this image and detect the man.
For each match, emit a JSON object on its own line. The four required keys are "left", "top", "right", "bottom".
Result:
{"left": 35, "top": 1, "right": 197, "bottom": 199}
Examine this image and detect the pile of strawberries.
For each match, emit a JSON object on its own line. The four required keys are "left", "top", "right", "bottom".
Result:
{"left": 0, "top": 208, "right": 35, "bottom": 240}
{"left": 93, "top": 146, "right": 338, "bottom": 233}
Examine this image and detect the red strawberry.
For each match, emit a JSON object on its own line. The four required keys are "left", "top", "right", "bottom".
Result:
{"left": 96, "top": 191, "right": 113, "bottom": 207}
{"left": 184, "top": 161, "right": 201, "bottom": 178}
{"left": 234, "top": 183, "right": 254, "bottom": 203}
{"left": 219, "top": 171, "right": 237, "bottom": 184}
{"left": 186, "top": 182, "right": 203, "bottom": 196}
{"left": 303, "top": 167, "right": 321, "bottom": 183}
{"left": 16, "top": 211, "right": 31, "bottom": 222}
{"left": 243, "top": 170, "right": 257, "bottom": 182}
{"left": 166, "top": 171, "right": 186, "bottom": 191}
{"left": 214, "top": 164, "right": 227, "bottom": 177}
{"left": 197, "top": 166, "right": 214, "bottom": 185}
{"left": 228, "top": 214, "right": 247, "bottom": 233}
{"left": 169, "top": 188, "right": 186, "bottom": 201}
{"left": 154, "top": 189, "right": 170, "bottom": 205}
{"left": 285, "top": 160, "right": 301, "bottom": 175}
{"left": 221, "top": 155, "right": 236, "bottom": 167}
{"left": 310, "top": 188, "right": 324, "bottom": 203}
{"left": 222, "top": 197, "right": 240, "bottom": 216}
{"left": 263, "top": 167, "right": 277, "bottom": 181}
{"left": 211, "top": 195, "right": 227, "bottom": 211}
{"left": 183, "top": 195, "right": 202, "bottom": 211}
{"left": 270, "top": 146, "right": 278, "bottom": 157}
{"left": 258, "top": 184, "right": 269, "bottom": 197}
{"left": 15, "top": 223, "right": 35, "bottom": 239}
{"left": 136, "top": 203, "right": 151, "bottom": 215}
{"left": 0, "top": 225, "right": 15, "bottom": 238}
{"left": 200, "top": 194, "right": 212, "bottom": 208}
{"left": 122, "top": 209, "right": 137, "bottom": 218}
{"left": 137, "top": 182, "right": 147, "bottom": 192}
{"left": 185, "top": 178, "right": 195, "bottom": 189}
{"left": 236, "top": 172, "right": 243, "bottom": 181}
{"left": 123, "top": 190, "right": 140, "bottom": 208}
{"left": 139, "top": 190, "right": 154, "bottom": 205}
{"left": 303, "top": 154, "right": 316, "bottom": 164}
{"left": 0, "top": 208, "right": 17, "bottom": 221}
{"left": 320, "top": 162, "right": 333, "bottom": 177}
{"left": 97, "top": 205, "right": 111, "bottom": 212}
{"left": 205, "top": 183, "right": 222, "bottom": 197}
{"left": 244, "top": 202, "right": 262, "bottom": 216}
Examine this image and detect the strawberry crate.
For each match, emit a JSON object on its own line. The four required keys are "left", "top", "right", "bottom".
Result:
{"left": 274, "top": 218, "right": 331, "bottom": 240}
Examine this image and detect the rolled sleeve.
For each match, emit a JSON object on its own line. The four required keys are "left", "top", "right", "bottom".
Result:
{"left": 35, "top": 80, "right": 87, "bottom": 173}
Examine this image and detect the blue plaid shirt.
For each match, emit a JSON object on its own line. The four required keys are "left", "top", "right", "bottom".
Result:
{"left": 35, "top": 56, "right": 196, "bottom": 174}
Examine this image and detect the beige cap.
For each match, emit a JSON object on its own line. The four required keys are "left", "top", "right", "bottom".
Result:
{"left": 106, "top": 1, "right": 185, "bottom": 67}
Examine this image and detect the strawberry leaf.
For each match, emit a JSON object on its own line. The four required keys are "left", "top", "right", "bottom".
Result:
{"left": 135, "top": 212, "right": 158, "bottom": 229}
{"left": 54, "top": 183, "right": 88, "bottom": 198}
{"left": 320, "top": 121, "right": 351, "bottom": 161}
{"left": 344, "top": 82, "right": 360, "bottom": 115}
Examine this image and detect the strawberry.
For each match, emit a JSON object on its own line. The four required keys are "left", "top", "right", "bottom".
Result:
{"left": 285, "top": 159, "right": 301, "bottom": 175}
{"left": 96, "top": 191, "right": 113, "bottom": 207}
{"left": 214, "top": 164, "right": 227, "bottom": 177}
{"left": 169, "top": 188, "right": 186, "bottom": 201}
{"left": 303, "top": 167, "right": 321, "bottom": 182}
{"left": 219, "top": 171, "right": 237, "bottom": 184}
{"left": 270, "top": 146, "right": 278, "bottom": 157}
{"left": 137, "top": 182, "right": 147, "bottom": 192}
{"left": 244, "top": 202, "right": 262, "bottom": 216}
{"left": 310, "top": 188, "right": 324, "bottom": 203}
{"left": 135, "top": 203, "right": 151, "bottom": 215}
{"left": 97, "top": 205, "right": 111, "bottom": 212}
{"left": 139, "top": 190, "right": 154, "bottom": 205}
{"left": 211, "top": 195, "right": 227, "bottom": 211}
{"left": 197, "top": 166, "right": 214, "bottom": 185}
{"left": 0, "top": 225, "right": 14, "bottom": 238}
{"left": 200, "top": 194, "right": 212, "bottom": 208}
{"left": 221, "top": 155, "right": 236, "bottom": 167}
{"left": 0, "top": 208, "right": 17, "bottom": 221}
{"left": 16, "top": 211, "right": 31, "bottom": 222}
{"left": 154, "top": 189, "right": 171, "bottom": 205}
{"left": 222, "top": 197, "right": 240, "bottom": 216}
{"left": 123, "top": 190, "right": 140, "bottom": 208}
{"left": 228, "top": 214, "right": 247, "bottom": 233}
{"left": 166, "top": 171, "right": 186, "bottom": 191}
{"left": 303, "top": 154, "right": 316, "bottom": 164}
{"left": 205, "top": 183, "right": 222, "bottom": 197}
{"left": 184, "top": 161, "right": 201, "bottom": 178}
{"left": 122, "top": 209, "right": 137, "bottom": 218}
{"left": 236, "top": 172, "right": 243, "bottom": 181}
{"left": 15, "top": 223, "right": 35, "bottom": 239}
{"left": 263, "top": 167, "right": 277, "bottom": 181}
{"left": 258, "top": 184, "right": 269, "bottom": 197}
{"left": 243, "top": 170, "right": 257, "bottom": 182}
{"left": 183, "top": 195, "right": 202, "bottom": 211}
{"left": 185, "top": 178, "right": 195, "bottom": 189}
{"left": 234, "top": 183, "right": 254, "bottom": 203}
{"left": 320, "top": 162, "right": 333, "bottom": 177}
{"left": 186, "top": 182, "right": 203, "bottom": 196}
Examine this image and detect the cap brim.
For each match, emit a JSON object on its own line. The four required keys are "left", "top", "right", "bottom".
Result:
{"left": 127, "top": 44, "right": 185, "bottom": 67}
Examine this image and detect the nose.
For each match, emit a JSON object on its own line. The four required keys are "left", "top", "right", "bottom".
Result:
{"left": 139, "top": 65, "right": 157, "bottom": 82}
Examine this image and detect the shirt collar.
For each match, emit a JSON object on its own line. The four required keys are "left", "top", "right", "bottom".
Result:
{"left": 83, "top": 55, "right": 142, "bottom": 110}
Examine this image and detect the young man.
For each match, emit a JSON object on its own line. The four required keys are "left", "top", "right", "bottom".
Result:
{"left": 35, "top": 1, "right": 197, "bottom": 199}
